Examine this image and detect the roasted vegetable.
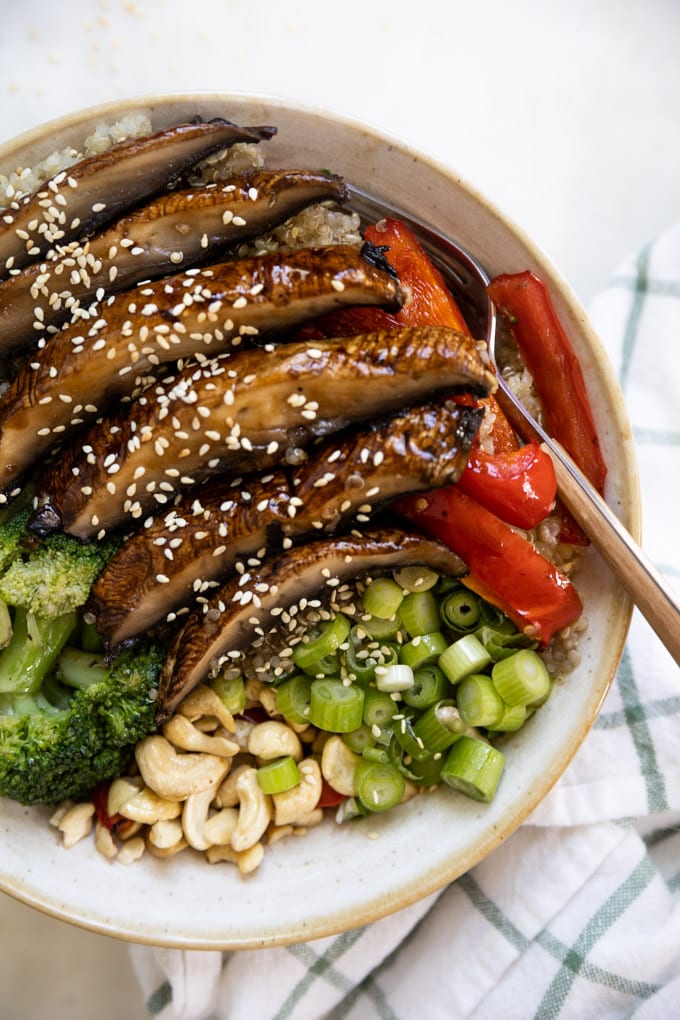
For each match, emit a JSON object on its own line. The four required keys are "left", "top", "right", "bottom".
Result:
{"left": 0, "top": 117, "right": 276, "bottom": 283}
{"left": 87, "top": 400, "right": 483, "bottom": 652}
{"left": 0, "top": 168, "right": 348, "bottom": 350}
{"left": 156, "top": 527, "right": 468, "bottom": 719}
{"left": 0, "top": 632, "right": 162, "bottom": 805}
{"left": 31, "top": 325, "right": 495, "bottom": 540}
{"left": 0, "top": 242, "right": 402, "bottom": 492}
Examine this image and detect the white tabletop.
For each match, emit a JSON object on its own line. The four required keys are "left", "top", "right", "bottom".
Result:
{"left": 2, "top": 0, "right": 680, "bottom": 306}
{"left": 0, "top": 1, "right": 678, "bottom": 1017}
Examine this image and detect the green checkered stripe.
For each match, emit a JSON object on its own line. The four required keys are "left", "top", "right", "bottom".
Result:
{"left": 144, "top": 234, "right": 680, "bottom": 1019}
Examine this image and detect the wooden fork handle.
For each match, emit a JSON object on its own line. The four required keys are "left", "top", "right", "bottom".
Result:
{"left": 544, "top": 441, "right": 680, "bottom": 667}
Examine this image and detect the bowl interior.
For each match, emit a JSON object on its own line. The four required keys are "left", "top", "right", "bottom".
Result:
{"left": 0, "top": 93, "right": 640, "bottom": 949}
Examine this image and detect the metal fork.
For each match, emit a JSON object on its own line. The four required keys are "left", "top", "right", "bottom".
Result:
{"left": 348, "top": 185, "right": 680, "bottom": 666}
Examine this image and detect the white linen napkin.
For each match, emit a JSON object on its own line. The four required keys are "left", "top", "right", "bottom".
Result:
{"left": 130, "top": 225, "right": 680, "bottom": 1020}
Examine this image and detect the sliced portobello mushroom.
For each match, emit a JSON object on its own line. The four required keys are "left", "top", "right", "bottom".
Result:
{"left": 0, "top": 243, "right": 401, "bottom": 492}
{"left": 0, "top": 168, "right": 348, "bottom": 354}
{"left": 155, "top": 526, "right": 468, "bottom": 720}
{"left": 31, "top": 325, "right": 495, "bottom": 541}
{"left": 87, "top": 400, "right": 483, "bottom": 652}
{"left": 0, "top": 118, "right": 276, "bottom": 279}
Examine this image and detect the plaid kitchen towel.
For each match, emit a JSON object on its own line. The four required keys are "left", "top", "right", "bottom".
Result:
{"left": 131, "top": 225, "right": 680, "bottom": 1020}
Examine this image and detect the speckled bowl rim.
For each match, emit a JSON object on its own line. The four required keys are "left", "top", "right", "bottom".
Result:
{"left": 0, "top": 92, "right": 640, "bottom": 950}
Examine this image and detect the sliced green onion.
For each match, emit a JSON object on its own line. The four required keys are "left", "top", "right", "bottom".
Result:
{"left": 392, "top": 713, "right": 430, "bottom": 761}
{"left": 292, "top": 613, "right": 351, "bottom": 675}
{"left": 399, "top": 631, "right": 448, "bottom": 670}
{"left": 354, "top": 758, "right": 405, "bottom": 812}
{"left": 342, "top": 724, "right": 376, "bottom": 754}
{"left": 344, "top": 631, "right": 378, "bottom": 685}
{"left": 399, "top": 591, "right": 441, "bottom": 637}
{"left": 210, "top": 673, "right": 247, "bottom": 715}
{"left": 361, "top": 745, "right": 390, "bottom": 764}
{"left": 362, "top": 686, "right": 397, "bottom": 730}
{"left": 492, "top": 649, "right": 551, "bottom": 706}
{"left": 358, "top": 613, "right": 403, "bottom": 641}
{"left": 439, "top": 634, "right": 492, "bottom": 685}
{"left": 490, "top": 701, "right": 527, "bottom": 732}
{"left": 362, "top": 577, "right": 404, "bottom": 619}
{"left": 475, "top": 625, "right": 537, "bottom": 662}
{"left": 275, "top": 673, "right": 312, "bottom": 725}
{"left": 478, "top": 600, "right": 517, "bottom": 633}
{"left": 335, "top": 796, "right": 368, "bottom": 822}
{"left": 440, "top": 736, "right": 505, "bottom": 802}
{"left": 412, "top": 699, "right": 465, "bottom": 753}
{"left": 393, "top": 565, "right": 439, "bottom": 593}
{"left": 439, "top": 589, "right": 482, "bottom": 633}
{"left": 309, "top": 678, "right": 365, "bottom": 732}
{"left": 455, "top": 675, "right": 505, "bottom": 729}
{"left": 374, "top": 663, "right": 414, "bottom": 693}
{"left": 257, "top": 755, "right": 301, "bottom": 794}
{"left": 402, "top": 665, "right": 449, "bottom": 709}
{"left": 408, "top": 753, "right": 444, "bottom": 786}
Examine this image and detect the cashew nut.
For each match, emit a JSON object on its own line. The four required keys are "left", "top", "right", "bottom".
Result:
{"left": 94, "top": 820, "right": 118, "bottom": 860}
{"left": 148, "top": 818, "right": 184, "bottom": 850}
{"left": 145, "top": 830, "right": 188, "bottom": 859}
{"left": 163, "top": 714, "right": 239, "bottom": 757}
{"left": 181, "top": 786, "right": 218, "bottom": 851}
{"left": 107, "top": 776, "right": 143, "bottom": 817}
{"left": 320, "top": 735, "right": 360, "bottom": 796}
{"left": 232, "top": 717, "right": 256, "bottom": 751}
{"left": 203, "top": 807, "right": 239, "bottom": 846}
{"left": 247, "top": 720, "right": 303, "bottom": 762}
{"left": 135, "top": 734, "right": 230, "bottom": 801}
{"left": 117, "top": 785, "right": 182, "bottom": 825}
{"left": 258, "top": 685, "right": 278, "bottom": 718}
{"left": 291, "top": 807, "right": 324, "bottom": 830}
{"left": 273, "top": 758, "right": 322, "bottom": 827}
{"left": 117, "top": 836, "right": 146, "bottom": 865}
{"left": 178, "top": 683, "right": 236, "bottom": 732}
{"left": 214, "top": 763, "right": 252, "bottom": 808}
{"left": 54, "top": 801, "right": 95, "bottom": 849}
{"left": 231, "top": 766, "right": 272, "bottom": 852}
{"left": 206, "top": 842, "right": 264, "bottom": 875}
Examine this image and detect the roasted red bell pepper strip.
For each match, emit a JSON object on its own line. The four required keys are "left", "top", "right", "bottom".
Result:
{"left": 457, "top": 440, "right": 557, "bottom": 530}
{"left": 364, "top": 218, "right": 470, "bottom": 332}
{"left": 394, "top": 486, "right": 583, "bottom": 645}
{"left": 297, "top": 217, "right": 470, "bottom": 339}
{"left": 487, "top": 271, "right": 607, "bottom": 494}
{"left": 317, "top": 779, "right": 348, "bottom": 809}
{"left": 91, "top": 781, "right": 126, "bottom": 835}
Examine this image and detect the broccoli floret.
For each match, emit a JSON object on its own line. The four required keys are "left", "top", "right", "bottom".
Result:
{"left": 0, "top": 530, "right": 118, "bottom": 619}
{"left": 0, "top": 609, "right": 162, "bottom": 804}
{"left": 0, "top": 504, "right": 32, "bottom": 575}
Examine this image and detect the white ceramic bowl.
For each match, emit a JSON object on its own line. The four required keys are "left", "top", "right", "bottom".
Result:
{"left": 0, "top": 93, "right": 640, "bottom": 949}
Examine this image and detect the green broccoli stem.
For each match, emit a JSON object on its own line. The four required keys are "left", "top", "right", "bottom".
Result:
{"left": 57, "top": 646, "right": 111, "bottom": 690}
{"left": 0, "top": 608, "right": 77, "bottom": 696}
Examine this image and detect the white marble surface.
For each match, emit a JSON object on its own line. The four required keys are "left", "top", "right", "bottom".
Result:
{"left": 0, "top": 1, "right": 678, "bottom": 1017}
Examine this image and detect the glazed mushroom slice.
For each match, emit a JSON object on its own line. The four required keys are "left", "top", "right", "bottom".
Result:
{"left": 156, "top": 527, "right": 468, "bottom": 719}
{"left": 0, "top": 118, "right": 277, "bottom": 278}
{"left": 87, "top": 400, "right": 483, "bottom": 652}
{"left": 0, "top": 168, "right": 349, "bottom": 354}
{"left": 88, "top": 471, "right": 292, "bottom": 653}
{"left": 31, "top": 325, "right": 495, "bottom": 541}
{"left": 0, "top": 243, "right": 402, "bottom": 492}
